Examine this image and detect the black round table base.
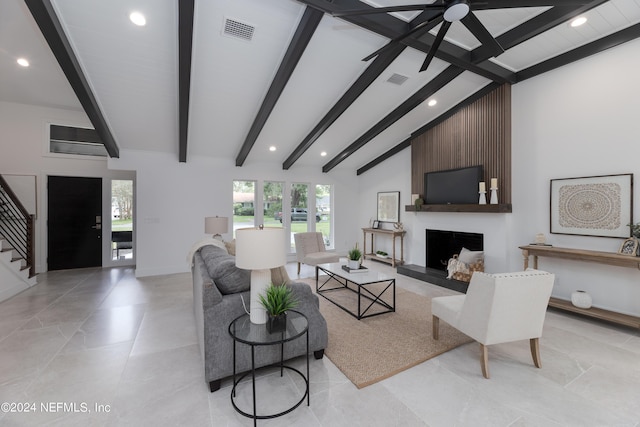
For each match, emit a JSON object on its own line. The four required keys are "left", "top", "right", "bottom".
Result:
{"left": 230, "top": 366, "right": 309, "bottom": 421}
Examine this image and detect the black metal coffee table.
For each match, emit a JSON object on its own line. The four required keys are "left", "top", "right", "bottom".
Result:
{"left": 316, "top": 263, "right": 395, "bottom": 320}
{"left": 228, "top": 310, "right": 309, "bottom": 426}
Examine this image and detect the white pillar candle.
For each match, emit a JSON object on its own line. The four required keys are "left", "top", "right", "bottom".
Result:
{"left": 479, "top": 181, "right": 486, "bottom": 192}
{"left": 490, "top": 178, "right": 498, "bottom": 188}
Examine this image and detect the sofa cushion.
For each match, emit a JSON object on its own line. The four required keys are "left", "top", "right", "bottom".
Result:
{"left": 199, "top": 245, "right": 229, "bottom": 266}
{"left": 199, "top": 245, "right": 250, "bottom": 294}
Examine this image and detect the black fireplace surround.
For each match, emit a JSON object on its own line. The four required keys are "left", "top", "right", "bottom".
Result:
{"left": 398, "top": 229, "right": 484, "bottom": 293}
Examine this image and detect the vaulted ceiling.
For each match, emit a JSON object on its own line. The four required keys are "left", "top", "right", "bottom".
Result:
{"left": 2, "top": 0, "right": 640, "bottom": 174}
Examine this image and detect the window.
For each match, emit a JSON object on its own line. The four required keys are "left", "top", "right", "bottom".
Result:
{"left": 231, "top": 180, "right": 334, "bottom": 255}
{"left": 316, "top": 184, "right": 332, "bottom": 248}
{"left": 49, "top": 125, "right": 108, "bottom": 157}
{"left": 264, "top": 181, "right": 283, "bottom": 228}
{"left": 232, "top": 180, "right": 255, "bottom": 237}
{"left": 111, "top": 180, "right": 133, "bottom": 261}
{"left": 290, "top": 183, "right": 309, "bottom": 251}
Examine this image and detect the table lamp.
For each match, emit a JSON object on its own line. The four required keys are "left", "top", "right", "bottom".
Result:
{"left": 235, "top": 226, "right": 286, "bottom": 324}
{"left": 204, "top": 216, "right": 228, "bottom": 240}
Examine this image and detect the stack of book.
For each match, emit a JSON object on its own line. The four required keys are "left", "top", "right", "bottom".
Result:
{"left": 342, "top": 265, "right": 368, "bottom": 273}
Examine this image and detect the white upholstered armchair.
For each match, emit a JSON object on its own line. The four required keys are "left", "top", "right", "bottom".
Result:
{"left": 294, "top": 232, "right": 340, "bottom": 274}
{"left": 432, "top": 270, "right": 555, "bottom": 378}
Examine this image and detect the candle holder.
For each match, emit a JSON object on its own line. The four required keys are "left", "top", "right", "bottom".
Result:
{"left": 479, "top": 191, "right": 487, "bottom": 205}
{"left": 490, "top": 187, "right": 498, "bottom": 204}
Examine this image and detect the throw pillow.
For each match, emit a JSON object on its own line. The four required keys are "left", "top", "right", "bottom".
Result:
{"left": 271, "top": 266, "right": 291, "bottom": 286}
{"left": 225, "top": 239, "right": 236, "bottom": 256}
{"left": 458, "top": 247, "right": 484, "bottom": 264}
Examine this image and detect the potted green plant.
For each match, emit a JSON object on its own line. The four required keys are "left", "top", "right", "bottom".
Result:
{"left": 347, "top": 243, "right": 362, "bottom": 270}
{"left": 628, "top": 222, "right": 640, "bottom": 239}
{"left": 258, "top": 283, "right": 298, "bottom": 333}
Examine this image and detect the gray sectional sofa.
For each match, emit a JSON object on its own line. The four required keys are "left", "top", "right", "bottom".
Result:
{"left": 192, "top": 243, "right": 328, "bottom": 392}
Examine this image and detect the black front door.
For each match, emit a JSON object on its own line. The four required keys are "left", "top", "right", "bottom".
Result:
{"left": 48, "top": 176, "right": 102, "bottom": 270}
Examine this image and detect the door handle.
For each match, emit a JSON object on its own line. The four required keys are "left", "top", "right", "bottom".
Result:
{"left": 91, "top": 224, "right": 102, "bottom": 230}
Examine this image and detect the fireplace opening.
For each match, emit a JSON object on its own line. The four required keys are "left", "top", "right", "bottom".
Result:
{"left": 425, "top": 229, "right": 484, "bottom": 272}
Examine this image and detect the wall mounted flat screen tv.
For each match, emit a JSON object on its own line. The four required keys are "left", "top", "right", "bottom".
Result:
{"left": 424, "top": 165, "right": 483, "bottom": 204}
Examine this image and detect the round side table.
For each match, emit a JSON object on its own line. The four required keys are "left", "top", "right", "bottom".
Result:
{"left": 228, "top": 309, "right": 309, "bottom": 425}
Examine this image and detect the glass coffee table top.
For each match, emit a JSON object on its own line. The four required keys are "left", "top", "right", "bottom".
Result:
{"left": 317, "top": 262, "right": 393, "bottom": 285}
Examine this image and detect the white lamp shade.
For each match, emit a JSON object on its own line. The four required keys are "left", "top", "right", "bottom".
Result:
{"left": 204, "top": 216, "right": 228, "bottom": 235}
{"left": 235, "top": 227, "right": 286, "bottom": 270}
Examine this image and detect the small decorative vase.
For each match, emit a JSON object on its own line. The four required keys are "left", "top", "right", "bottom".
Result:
{"left": 348, "top": 260, "right": 360, "bottom": 270}
{"left": 266, "top": 313, "right": 287, "bottom": 333}
{"left": 571, "top": 290, "right": 592, "bottom": 309}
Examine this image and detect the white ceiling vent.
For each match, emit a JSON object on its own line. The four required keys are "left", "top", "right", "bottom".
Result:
{"left": 223, "top": 18, "right": 255, "bottom": 41}
{"left": 387, "top": 73, "right": 409, "bottom": 85}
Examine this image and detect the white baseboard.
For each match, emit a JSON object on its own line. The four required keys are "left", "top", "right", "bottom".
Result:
{"left": 134, "top": 265, "right": 190, "bottom": 278}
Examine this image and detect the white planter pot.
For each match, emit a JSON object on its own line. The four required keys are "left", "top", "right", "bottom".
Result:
{"left": 348, "top": 260, "right": 360, "bottom": 270}
{"left": 571, "top": 290, "right": 592, "bottom": 309}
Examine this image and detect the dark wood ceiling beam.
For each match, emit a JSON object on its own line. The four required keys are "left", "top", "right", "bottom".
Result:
{"left": 24, "top": 0, "right": 119, "bottom": 158}
{"left": 235, "top": 7, "right": 323, "bottom": 167}
{"left": 357, "top": 81, "right": 502, "bottom": 176}
{"left": 298, "top": 0, "right": 512, "bottom": 82}
{"left": 323, "top": 66, "right": 464, "bottom": 172}
{"left": 178, "top": 0, "right": 194, "bottom": 163}
{"left": 517, "top": 22, "right": 640, "bottom": 81}
{"left": 282, "top": 42, "right": 406, "bottom": 170}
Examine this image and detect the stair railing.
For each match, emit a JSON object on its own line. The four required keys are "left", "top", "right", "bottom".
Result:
{"left": 0, "top": 175, "right": 35, "bottom": 277}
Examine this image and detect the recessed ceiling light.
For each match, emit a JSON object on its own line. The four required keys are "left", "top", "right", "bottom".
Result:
{"left": 320, "top": 151, "right": 327, "bottom": 157}
{"left": 269, "top": 146, "right": 276, "bottom": 152}
{"left": 130, "top": 11, "right": 146, "bottom": 26}
{"left": 570, "top": 16, "right": 587, "bottom": 27}
{"left": 17, "top": 58, "right": 29, "bottom": 67}
{"left": 428, "top": 99, "right": 437, "bottom": 107}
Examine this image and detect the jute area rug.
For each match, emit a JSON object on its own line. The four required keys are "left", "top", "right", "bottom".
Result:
{"left": 299, "top": 277, "right": 472, "bottom": 389}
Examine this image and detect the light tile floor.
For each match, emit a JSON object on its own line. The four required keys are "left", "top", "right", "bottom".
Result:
{"left": 0, "top": 260, "right": 639, "bottom": 426}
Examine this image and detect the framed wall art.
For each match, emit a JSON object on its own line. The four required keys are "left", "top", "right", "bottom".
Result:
{"left": 377, "top": 191, "right": 400, "bottom": 223}
{"left": 550, "top": 173, "right": 633, "bottom": 238}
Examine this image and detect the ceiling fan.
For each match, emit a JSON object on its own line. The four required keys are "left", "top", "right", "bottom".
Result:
{"left": 332, "top": 0, "right": 506, "bottom": 73}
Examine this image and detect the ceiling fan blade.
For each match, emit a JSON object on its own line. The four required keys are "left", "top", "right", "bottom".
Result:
{"left": 333, "top": 4, "right": 444, "bottom": 17}
{"left": 461, "top": 12, "right": 503, "bottom": 55}
{"left": 362, "top": 14, "right": 444, "bottom": 62}
{"left": 420, "top": 20, "right": 451, "bottom": 72}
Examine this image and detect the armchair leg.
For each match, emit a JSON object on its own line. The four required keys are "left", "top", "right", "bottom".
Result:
{"left": 432, "top": 316, "right": 439, "bottom": 340}
{"left": 480, "top": 344, "right": 490, "bottom": 379}
{"left": 530, "top": 338, "right": 542, "bottom": 368}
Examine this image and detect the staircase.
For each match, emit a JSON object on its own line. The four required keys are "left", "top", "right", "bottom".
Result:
{"left": 0, "top": 175, "right": 37, "bottom": 302}
{"left": 0, "top": 235, "right": 37, "bottom": 301}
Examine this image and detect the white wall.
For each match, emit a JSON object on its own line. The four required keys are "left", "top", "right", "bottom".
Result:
{"left": 110, "top": 150, "right": 360, "bottom": 277}
{"left": 358, "top": 38, "right": 640, "bottom": 316}
{"left": 0, "top": 101, "right": 135, "bottom": 273}
{"left": 511, "top": 38, "right": 640, "bottom": 316}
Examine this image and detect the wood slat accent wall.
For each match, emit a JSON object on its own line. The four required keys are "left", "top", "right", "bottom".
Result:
{"left": 411, "top": 84, "right": 512, "bottom": 204}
